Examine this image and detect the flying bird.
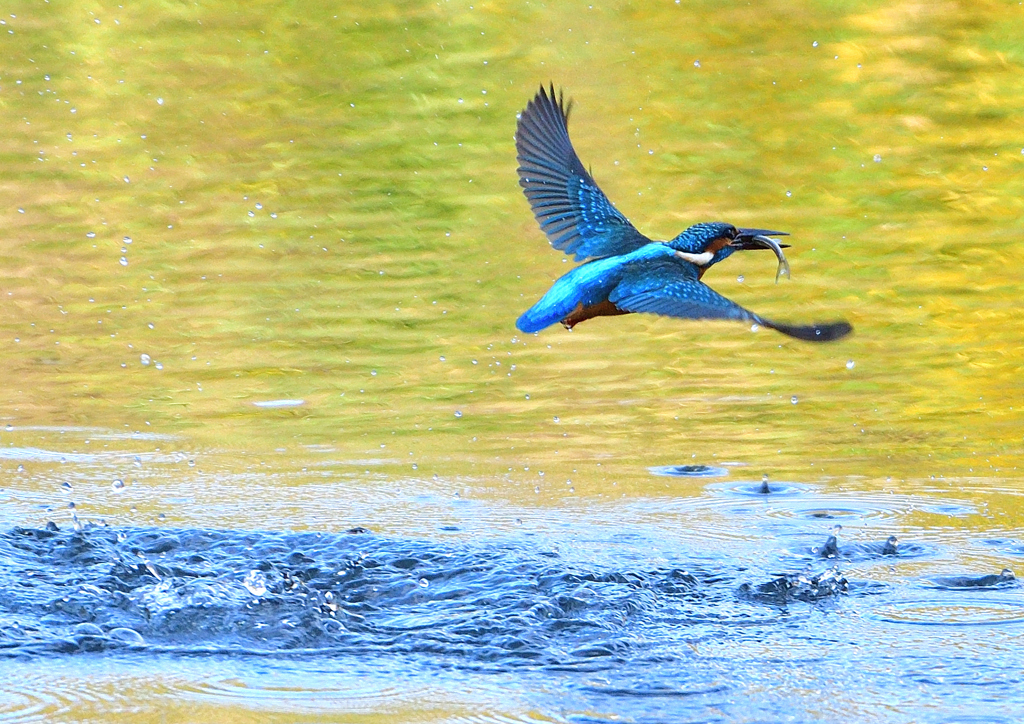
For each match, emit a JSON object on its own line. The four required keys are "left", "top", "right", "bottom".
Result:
{"left": 514, "top": 85, "right": 852, "bottom": 343}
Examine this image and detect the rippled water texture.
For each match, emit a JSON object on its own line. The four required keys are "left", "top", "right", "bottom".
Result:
{"left": 2, "top": 0, "right": 1024, "bottom": 721}
{"left": 2, "top": 507, "right": 1024, "bottom": 723}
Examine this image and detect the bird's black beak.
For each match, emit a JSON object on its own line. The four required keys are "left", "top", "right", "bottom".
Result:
{"left": 731, "top": 228, "right": 791, "bottom": 250}
{"left": 730, "top": 229, "right": 791, "bottom": 282}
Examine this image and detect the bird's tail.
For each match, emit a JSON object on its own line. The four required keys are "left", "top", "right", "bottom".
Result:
{"left": 516, "top": 277, "right": 589, "bottom": 334}
{"left": 760, "top": 319, "right": 853, "bottom": 342}
{"left": 516, "top": 304, "right": 562, "bottom": 334}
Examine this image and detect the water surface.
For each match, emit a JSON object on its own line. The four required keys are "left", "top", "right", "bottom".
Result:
{"left": 1, "top": 0, "right": 1023, "bottom": 721}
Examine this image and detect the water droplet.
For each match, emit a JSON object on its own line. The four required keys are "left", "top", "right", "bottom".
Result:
{"left": 188, "top": 459, "right": 196, "bottom": 467}
{"left": 812, "top": 40, "right": 818, "bottom": 47}
{"left": 61, "top": 481, "right": 72, "bottom": 491}
{"left": 255, "top": 203, "right": 263, "bottom": 209}
{"left": 86, "top": 232, "right": 96, "bottom": 238}
{"left": 418, "top": 577, "right": 429, "bottom": 588}
{"left": 785, "top": 190, "right": 792, "bottom": 197}
{"left": 873, "top": 154, "right": 882, "bottom": 163}
{"left": 846, "top": 359, "right": 855, "bottom": 369}
{"left": 553, "top": 416, "right": 560, "bottom": 422}
{"left": 472, "top": 359, "right": 478, "bottom": 365}
{"left": 140, "top": 353, "right": 151, "bottom": 365}
{"left": 109, "top": 627, "right": 144, "bottom": 644}
{"left": 147, "top": 323, "right": 154, "bottom": 329}
{"left": 515, "top": 517, "right": 523, "bottom": 525}
{"left": 737, "top": 275, "right": 745, "bottom": 283}
{"left": 243, "top": 570, "right": 267, "bottom": 596}
{"left": 123, "top": 236, "right": 132, "bottom": 244}
{"left": 983, "top": 165, "right": 988, "bottom": 171}
{"left": 156, "top": 97, "right": 164, "bottom": 105}
{"left": 693, "top": 59, "right": 701, "bottom": 68}
{"left": 270, "top": 212, "right": 277, "bottom": 218}
{"left": 119, "top": 256, "right": 128, "bottom": 266}
{"left": 439, "top": 356, "right": 446, "bottom": 362}
{"left": 525, "top": 394, "right": 530, "bottom": 400}
{"left": 791, "top": 396, "right": 798, "bottom": 404}
{"left": 534, "top": 486, "right": 540, "bottom": 493}
{"left": 16, "top": 464, "right": 24, "bottom": 473}
{"left": 5, "top": 424, "right": 13, "bottom": 431}
{"left": 412, "top": 463, "right": 418, "bottom": 470}
{"left": 247, "top": 210, "right": 255, "bottom": 217}
{"left": 154, "top": 362, "right": 163, "bottom": 370}
{"left": 454, "top": 410, "right": 462, "bottom": 418}
{"left": 112, "top": 478, "right": 125, "bottom": 490}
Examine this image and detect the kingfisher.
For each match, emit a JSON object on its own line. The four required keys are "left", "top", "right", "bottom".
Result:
{"left": 514, "top": 85, "right": 852, "bottom": 343}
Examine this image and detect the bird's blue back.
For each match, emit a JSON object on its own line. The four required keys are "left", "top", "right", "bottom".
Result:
{"left": 516, "top": 244, "right": 687, "bottom": 333}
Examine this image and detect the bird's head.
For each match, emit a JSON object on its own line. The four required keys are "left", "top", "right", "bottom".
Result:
{"left": 669, "top": 222, "right": 791, "bottom": 280}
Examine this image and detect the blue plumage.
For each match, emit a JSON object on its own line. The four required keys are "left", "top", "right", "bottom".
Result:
{"left": 514, "top": 85, "right": 853, "bottom": 344}
{"left": 516, "top": 86, "right": 651, "bottom": 261}
{"left": 517, "top": 245, "right": 681, "bottom": 333}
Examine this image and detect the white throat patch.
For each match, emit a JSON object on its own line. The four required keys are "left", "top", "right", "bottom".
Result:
{"left": 674, "top": 250, "right": 714, "bottom": 266}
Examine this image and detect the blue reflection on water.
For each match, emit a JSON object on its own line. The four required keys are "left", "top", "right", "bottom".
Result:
{"left": 1, "top": 522, "right": 1023, "bottom": 721}
{"left": 648, "top": 464, "right": 729, "bottom": 478}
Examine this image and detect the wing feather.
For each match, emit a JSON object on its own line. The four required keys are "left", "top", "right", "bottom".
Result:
{"left": 609, "top": 257, "right": 853, "bottom": 342}
{"left": 516, "top": 84, "right": 652, "bottom": 261}
{"left": 611, "top": 272, "right": 758, "bottom": 325}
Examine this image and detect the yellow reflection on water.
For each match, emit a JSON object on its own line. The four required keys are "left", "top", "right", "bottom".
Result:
{"left": 0, "top": 0, "right": 1022, "bottom": 515}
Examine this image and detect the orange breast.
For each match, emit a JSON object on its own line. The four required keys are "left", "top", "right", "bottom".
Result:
{"left": 561, "top": 301, "right": 630, "bottom": 329}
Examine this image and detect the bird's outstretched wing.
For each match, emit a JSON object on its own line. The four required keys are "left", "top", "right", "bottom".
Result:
{"left": 610, "top": 259, "right": 852, "bottom": 342}
{"left": 516, "top": 84, "right": 652, "bottom": 261}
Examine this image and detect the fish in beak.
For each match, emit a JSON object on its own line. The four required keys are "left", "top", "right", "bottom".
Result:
{"left": 732, "top": 228, "right": 791, "bottom": 283}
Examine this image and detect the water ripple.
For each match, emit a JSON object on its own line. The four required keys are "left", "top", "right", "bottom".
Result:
{"left": 648, "top": 465, "right": 729, "bottom": 478}
{"left": 0, "top": 523, "right": 843, "bottom": 665}
{"left": 871, "top": 600, "right": 1024, "bottom": 626}
{"left": 1, "top": 522, "right": 1023, "bottom": 722}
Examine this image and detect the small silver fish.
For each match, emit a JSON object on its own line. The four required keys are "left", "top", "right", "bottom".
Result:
{"left": 733, "top": 228, "right": 791, "bottom": 283}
